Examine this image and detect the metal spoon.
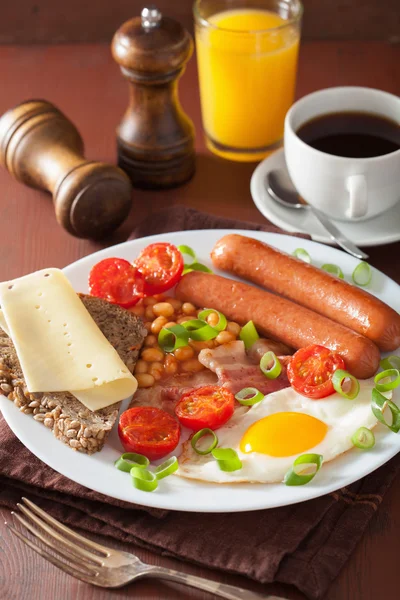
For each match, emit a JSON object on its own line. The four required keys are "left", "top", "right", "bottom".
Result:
{"left": 266, "top": 169, "right": 369, "bottom": 260}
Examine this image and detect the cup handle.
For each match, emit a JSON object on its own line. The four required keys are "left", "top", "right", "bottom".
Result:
{"left": 346, "top": 174, "right": 368, "bottom": 219}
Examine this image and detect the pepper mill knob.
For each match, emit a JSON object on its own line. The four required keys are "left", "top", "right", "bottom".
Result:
{"left": 0, "top": 100, "right": 132, "bottom": 239}
{"left": 112, "top": 6, "right": 196, "bottom": 189}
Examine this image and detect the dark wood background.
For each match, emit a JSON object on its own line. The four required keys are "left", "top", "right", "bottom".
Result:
{"left": 1, "top": 0, "right": 400, "bottom": 43}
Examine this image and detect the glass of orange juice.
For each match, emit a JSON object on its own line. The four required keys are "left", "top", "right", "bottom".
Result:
{"left": 194, "top": 0, "right": 303, "bottom": 161}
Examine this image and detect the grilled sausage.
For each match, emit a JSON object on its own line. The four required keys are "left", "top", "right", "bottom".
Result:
{"left": 211, "top": 234, "right": 400, "bottom": 352}
{"left": 176, "top": 271, "right": 381, "bottom": 379}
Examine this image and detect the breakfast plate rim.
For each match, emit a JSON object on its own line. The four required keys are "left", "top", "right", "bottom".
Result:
{"left": 1, "top": 228, "right": 400, "bottom": 513}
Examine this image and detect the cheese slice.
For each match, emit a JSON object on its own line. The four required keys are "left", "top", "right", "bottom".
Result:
{"left": 0, "top": 268, "right": 137, "bottom": 411}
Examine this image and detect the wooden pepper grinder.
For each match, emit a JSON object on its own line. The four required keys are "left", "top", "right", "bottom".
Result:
{"left": 0, "top": 100, "right": 132, "bottom": 239}
{"left": 112, "top": 6, "right": 196, "bottom": 189}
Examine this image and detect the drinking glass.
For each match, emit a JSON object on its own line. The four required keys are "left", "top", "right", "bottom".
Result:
{"left": 194, "top": 0, "right": 303, "bottom": 161}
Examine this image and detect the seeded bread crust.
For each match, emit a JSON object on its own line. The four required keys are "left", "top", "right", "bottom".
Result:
{"left": 0, "top": 294, "right": 147, "bottom": 454}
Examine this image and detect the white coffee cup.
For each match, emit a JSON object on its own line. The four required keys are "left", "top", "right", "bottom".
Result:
{"left": 284, "top": 87, "right": 400, "bottom": 221}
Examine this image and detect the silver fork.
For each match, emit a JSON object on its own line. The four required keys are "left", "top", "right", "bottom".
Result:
{"left": 6, "top": 497, "right": 284, "bottom": 600}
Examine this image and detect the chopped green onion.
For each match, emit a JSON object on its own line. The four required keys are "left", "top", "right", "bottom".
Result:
{"left": 321, "top": 263, "right": 344, "bottom": 279}
{"left": 293, "top": 248, "right": 311, "bottom": 263}
{"left": 380, "top": 356, "right": 400, "bottom": 371}
{"left": 284, "top": 453, "right": 323, "bottom": 486}
{"left": 183, "top": 262, "right": 213, "bottom": 275}
{"left": 211, "top": 448, "right": 242, "bottom": 472}
{"left": 182, "top": 319, "right": 219, "bottom": 341}
{"left": 371, "top": 388, "right": 400, "bottom": 433}
{"left": 352, "top": 261, "right": 372, "bottom": 287}
{"left": 154, "top": 456, "right": 178, "bottom": 480}
{"left": 158, "top": 324, "right": 189, "bottom": 352}
{"left": 260, "top": 351, "right": 282, "bottom": 379}
{"left": 374, "top": 369, "right": 400, "bottom": 392}
{"left": 239, "top": 320, "right": 259, "bottom": 349}
{"left": 198, "top": 309, "right": 227, "bottom": 332}
{"left": 331, "top": 369, "right": 360, "bottom": 399}
{"left": 235, "top": 387, "right": 264, "bottom": 406}
{"left": 130, "top": 467, "right": 158, "bottom": 492}
{"left": 351, "top": 427, "right": 375, "bottom": 450}
{"left": 177, "top": 244, "right": 196, "bottom": 265}
{"left": 114, "top": 452, "right": 150, "bottom": 473}
{"left": 191, "top": 428, "right": 218, "bottom": 455}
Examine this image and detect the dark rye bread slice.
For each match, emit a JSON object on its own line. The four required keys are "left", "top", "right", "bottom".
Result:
{"left": 0, "top": 294, "right": 147, "bottom": 454}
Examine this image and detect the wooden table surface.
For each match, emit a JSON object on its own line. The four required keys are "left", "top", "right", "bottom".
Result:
{"left": 0, "top": 41, "right": 399, "bottom": 600}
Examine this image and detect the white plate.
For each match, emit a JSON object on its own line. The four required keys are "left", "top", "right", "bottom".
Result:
{"left": 251, "top": 149, "right": 400, "bottom": 247}
{"left": 1, "top": 230, "right": 400, "bottom": 513}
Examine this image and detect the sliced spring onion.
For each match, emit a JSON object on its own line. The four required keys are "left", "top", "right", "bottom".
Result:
{"left": 183, "top": 262, "right": 213, "bottom": 275}
{"left": 235, "top": 387, "right": 264, "bottom": 406}
{"left": 182, "top": 319, "right": 219, "bottom": 341}
{"left": 351, "top": 427, "right": 375, "bottom": 450}
{"left": 371, "top": 388, "right": 400, "bottom": 433}
{"left": 158, "top": 324, "right": 189, "bottom": 352}
{"left": 211, "top": 448, "right": 242, "bottom": 472}
{"left": 191, "top": 428, "right": 218, "bottom": 455}
{"left": 114, "top": 452, "right": 150, "bottom": 473}
{"left": 321, "top": 263, "right": 344, "bottom": 279}
{"left": 154, "top": 456, "right": 178, "bottom": 480}
{"left": 293, "top": 248, "right": 311, "bottom": 263}
{"left": 198, "top": 309, "right": 227, "bottom": 332}
{"left": 177, "top": 244, "right": 196, "bottom": 266}
{"left": 352, "top": 261, "right": 372, "bottom": 287}
{"left": 331, "top": 369, "right": 360, "bottom": 399}
{"left": 239, "top": 320, "right": 259, "bottom": 349}
{"left": 260, "top": 351, "right": 282, "bottom": 379}
{"left": 380, "top": 355, "right": 400, "bottom": 371}
{"left": 130, "top": 467, "right": 158, "bottom": 492}
{"left": 374, "top": 368, "right": 400, "bottom": 392}
{"left": 284, "top": 453, "right": 323, "bottom": 486}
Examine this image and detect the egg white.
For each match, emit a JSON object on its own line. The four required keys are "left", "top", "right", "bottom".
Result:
{"left": 177, "top": 379, "right": 381, "bottom": 484}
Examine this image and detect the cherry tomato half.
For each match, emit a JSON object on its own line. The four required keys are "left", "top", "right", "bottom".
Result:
{"left": 118, "top": 407, "right": 180, "bottom": 461}
{"left": 175, "top": 385, "right": 235, "bottom": 432}
{"left": 89, "top": 258, "right": 145, "bottom": 308}
{"left": 287, "top": 344, "right": 345, "bottom": 399}
{"left": 134, "top": 243, "right": 184, "bottom": 295}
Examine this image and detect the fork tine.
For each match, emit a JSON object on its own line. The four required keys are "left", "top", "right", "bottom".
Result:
{"left": 6, "top": 522, "right": 98, "bottom": 586}
{"left": 12, "top": 511, "right": 102, "bottom": 570}
{"left": 16, "top": 503, "right": 104, "bottom": 565}
{"left": 21, "top": 497, "right": 110, "bottom": 556}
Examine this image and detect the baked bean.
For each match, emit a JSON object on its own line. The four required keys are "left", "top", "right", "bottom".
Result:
{"left": 144, "top": 297, "right": 158, "bottom": 307}
{"left": 174, "top": 346, "right": 195, "bottom": 361}
{"left": 226, "top": 322, "right": 241, "bottom": 336}
{"left": 177, "top": 316, "right": 194, "bottom": 324}
{"left": 144, "top": 334, "right": 157, "bottom": 347}
{"left": 153, "top": 294, "right": 166, "bottom": 301}
{"left": 149, "top": 362, "right": 164, "bottom": 381}
{"left": 167, "top": 297, "right": 182, "bottom": 311}
{"left": 206, "top": 312, "right": 220, "bottom": 327}
{"left": 145, "top": 305, "right": 155, "bottom": 320}
{"left": 153, "top": 302, "right": 175, "bottom": 318}
{"left": 164, "top": 354, "right": 178, "bottom": 375}
{"left": 144, "top": 322, "right": 153, "bottom": 332}
{"left": 129, "top": 304, "right": 145, "bottom": 317}
{"left": 215, "top": 331, "right": 236, "bottom": 345}
{"left": 151, "top": 316, "right": 168, "bottom": 335}
{"left": 181, "top": 358, "right": 205, "bottom": 373}
{"left": 182, "top": 302, "right": 196, "bottom": 315}
{"left": 136, "top": 373, "right": 155, "bottom": 388}
{"left": 189, "top": 340, "right": 215, "bottom": 351}
{"left": 141, "top": 347, "right": 164, "bottom": 362}
{"left": 164, "top": 321, "right": 177, "bottom": 329}
{"left": 134, "top": 359, "right": 148, "bottom": 374}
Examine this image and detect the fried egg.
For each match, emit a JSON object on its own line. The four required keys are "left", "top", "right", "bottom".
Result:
{"left": 177, "top": 380, "right": 379, "bottom": 483}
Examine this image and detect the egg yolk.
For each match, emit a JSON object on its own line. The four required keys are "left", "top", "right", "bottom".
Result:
{"left": 240, "top": 412, "right": 328, "bottom": 457}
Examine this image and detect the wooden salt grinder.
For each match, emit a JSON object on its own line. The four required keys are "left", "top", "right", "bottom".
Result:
{"left": 0, "top": 100, "right": 133, "bottom": 239}
{"left": 112, "top": 6, "right": 196, "bottom": 189}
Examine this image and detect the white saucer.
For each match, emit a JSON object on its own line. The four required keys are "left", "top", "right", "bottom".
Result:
{"left": 250, "top": 148, "right": 400, "bottom": 247}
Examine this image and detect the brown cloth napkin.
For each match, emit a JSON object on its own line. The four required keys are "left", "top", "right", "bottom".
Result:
{"left": 1, "top": 205, "right": 399, "bottom": 599}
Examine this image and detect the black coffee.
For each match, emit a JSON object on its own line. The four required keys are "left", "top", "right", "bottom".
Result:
{"left": 296, "top": 111, "right": 400, "bottom": 158}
